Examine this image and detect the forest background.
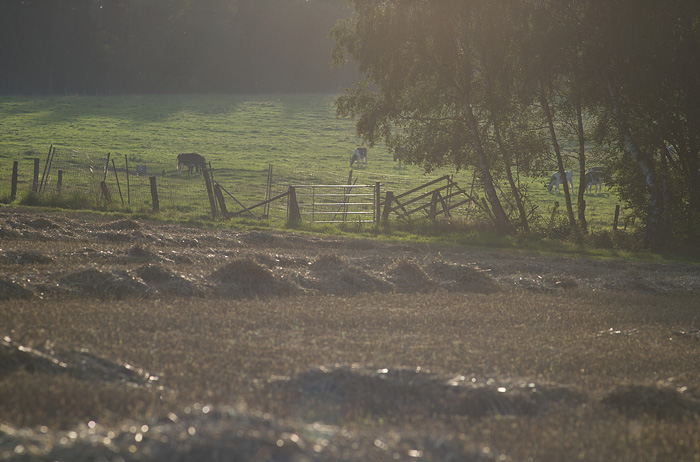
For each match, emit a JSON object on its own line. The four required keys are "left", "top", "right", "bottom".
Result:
{"left": 0, "top": 0, "right": 357, "bottom": 95}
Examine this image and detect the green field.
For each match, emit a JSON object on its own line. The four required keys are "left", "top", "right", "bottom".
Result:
{"left": 0, "top": 94, "right": 623, "bottom": 231}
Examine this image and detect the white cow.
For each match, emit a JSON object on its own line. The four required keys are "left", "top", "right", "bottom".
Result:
{"left": 547, "top": 170, "right": 573, "bottom": 193}
{"left": 350, "top": 147, "right": 368, "bottom": 167}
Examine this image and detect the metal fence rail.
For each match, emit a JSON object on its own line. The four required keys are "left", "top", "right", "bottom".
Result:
{"left": 294, "top": 184, "right": 377, "bottom": 223}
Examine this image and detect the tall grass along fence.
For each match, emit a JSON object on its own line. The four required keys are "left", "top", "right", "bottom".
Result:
{"left": 1, "top": 147, "right": 486, "bottom": 225}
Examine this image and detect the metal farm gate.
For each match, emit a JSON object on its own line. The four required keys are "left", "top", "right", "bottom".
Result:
{"left": 293, "top": 183, "right": 379, "bottom": 224}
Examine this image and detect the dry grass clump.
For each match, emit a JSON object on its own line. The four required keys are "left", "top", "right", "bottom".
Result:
{"left": 126, "top": 244, "right": 158, "bottom": 262}
{"left": 0, "top": 249, "right": 53, "bottom": 264}
{"left": 59, "top": 267, "right": 149, "bottom": 299}
{"left": 388, "top": 258, "right": 436, "bottom": 292}
{"left": 269, "top": 366, "right": 585, "bottom": 424}
{"left": 0, "top": 336, "right": 158, "bottom": 387}
{"left": 0, "top": 227, "right": 21, "bottom": 239}
{"left": 209, "top": 258, "right": 300, "bottom": 297}
{"left": 310, "top": 254, "right": 346, "bottom": 272}
{"left": 105, "top": 218, "right": 142, "bottom": 230}
{"left": 426, "top": 261, "right": 500, "bottom": 293}
{"left": 0, "top": 278, "right": 33, "bottom": 300}
{"left": 135, "top": 264, "right": 178, "bottom": 284}
{"left": 26, "top": 217, "right": 61, "bottom": 230}
{"left": 238, "top": 230, "right": 280, "bottom": 246}
{"left": 602, "top": 385, "right": 700, "bottom": 420}
{"left": 135, "top": 264, "right": 203, "bottom": 297}
{"left": 308, "top": 254, "right": 391, "bottom": 295}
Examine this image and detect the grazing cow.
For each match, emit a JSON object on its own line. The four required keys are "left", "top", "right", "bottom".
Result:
{"left": 350, "top": 147, "right": 368, "bottom": 167}
{"left": 177, "top": 153, "right": 206, "bottom": 175}
{"left": 393, "top": 147, "right": 405, "bottom": 169}
{"left": 585, "top": 167, "right": 605, "bottom": 193}
{"left": 547, "top": 170, "right": 573, "bottom": 193}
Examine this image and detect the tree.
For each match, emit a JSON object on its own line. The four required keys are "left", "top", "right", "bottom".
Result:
{"left": 584, "top": 0, "right": 700, "bottom": 248}
{"left": 332, "top": 0, "right": 519, "bottom": 233}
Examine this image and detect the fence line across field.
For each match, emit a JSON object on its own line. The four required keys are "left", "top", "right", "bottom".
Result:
{"left": 1, "top": 147, "right": 486, "bottom": 224}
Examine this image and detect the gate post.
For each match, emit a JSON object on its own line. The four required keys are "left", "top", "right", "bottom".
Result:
{"left": 288, "top": 185, "right": 301, "bottom": 223}
{"left": 375, "top": 181, "right": 381, "bottom": 224}
{"left": 430, "top": 191, "right": 439, "bottom": 221}
{"left": 149, "top": 176, "right": 159, "bottom": 213}
{"left": 382, "top": 191, "right": 394, "bottom": 225}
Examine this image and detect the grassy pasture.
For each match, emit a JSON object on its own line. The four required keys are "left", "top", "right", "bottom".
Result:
{"left": 0, "top": 94, "right": 623, "bottom": 231}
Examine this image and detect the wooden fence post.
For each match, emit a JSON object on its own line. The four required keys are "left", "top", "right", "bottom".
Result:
{"left": 430, "top": 191, "right": 439, "bottom": 221}
{"left": 100, "top": 181, "right": 111, "bottom": 203}
{"left": 33, "top": 158, "right": 40, "bottom": 192}
{"left": 102, "top": 153, "right": 110, "bottom": 182}
{"left": 125, "top": 154, "right": 130, "bottom": 206}
{"left": 382, "top": 191, "right": 394, "bottom": 225}
{"left": 201, "top": 165, "right": 218, "bottom": 219}
{"left": 100, "top": 153, "right": 110, "bottom": 200}
{"left": 11, "top": 161, "right": 18, "bottom": 201}
{"left": 214, "top": 184, "right": 229, "bottom": 218}
{"left": 56, "top": 170, "right": 63, "bottom": 193}
{"left": 149, "top": 176, "right": 159, "bottom": 213}
{"left": 288, "top": 185, "right": 301, "bottom": 223}
{"left": 111, "top": 159, "right": 124, "bottom": 205}
{"left": 40, "top": 145, "right": 52, "bottom": 193}
{"left": 375, "top": 181, "right": 381, "bottom": 224}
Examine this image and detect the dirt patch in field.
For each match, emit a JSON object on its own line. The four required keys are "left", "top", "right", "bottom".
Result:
{"left": 2, "top": 208, "right": 700, "bottom": 461}
{"left": 1, "top": 209, "right": 698, "bottom": 301}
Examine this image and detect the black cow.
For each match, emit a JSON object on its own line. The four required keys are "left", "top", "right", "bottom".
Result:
{"left": 177, "top": 153, "right": 206, "bottom": 175}
{"left": 393, "top": 146, "right": 405, "bottom": 169}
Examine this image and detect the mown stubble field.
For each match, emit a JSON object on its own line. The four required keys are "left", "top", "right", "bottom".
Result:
{"left": 1, "top": 208, "right": 699, "bottom": 461}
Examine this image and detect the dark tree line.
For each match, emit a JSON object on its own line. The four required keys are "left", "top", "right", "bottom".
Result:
{"left": 332, "top": 0, "right": 700, "bottom": 249}
{"left": 0, "top": 0, "right": 357, "bottom": 95}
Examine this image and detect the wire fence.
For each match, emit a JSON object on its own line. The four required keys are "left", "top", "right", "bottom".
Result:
{"left": 0, "top": 148, "right": 458, "bottom": 222}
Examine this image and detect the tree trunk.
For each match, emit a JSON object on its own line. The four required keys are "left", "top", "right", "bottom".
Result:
{"left": 539, "top": 83, "right": 577, "bottom": 231}
{"left": 609, "top": 82, "right": 664, "bottom": 249}
{"left": 464, "top": 103, "right": 513, "bottom": 234}
{"left": 494, "top": 123, "right": 530, "bottom": 232}
{"left": 575, "top": 99, "right": 588, "bottom": 234}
